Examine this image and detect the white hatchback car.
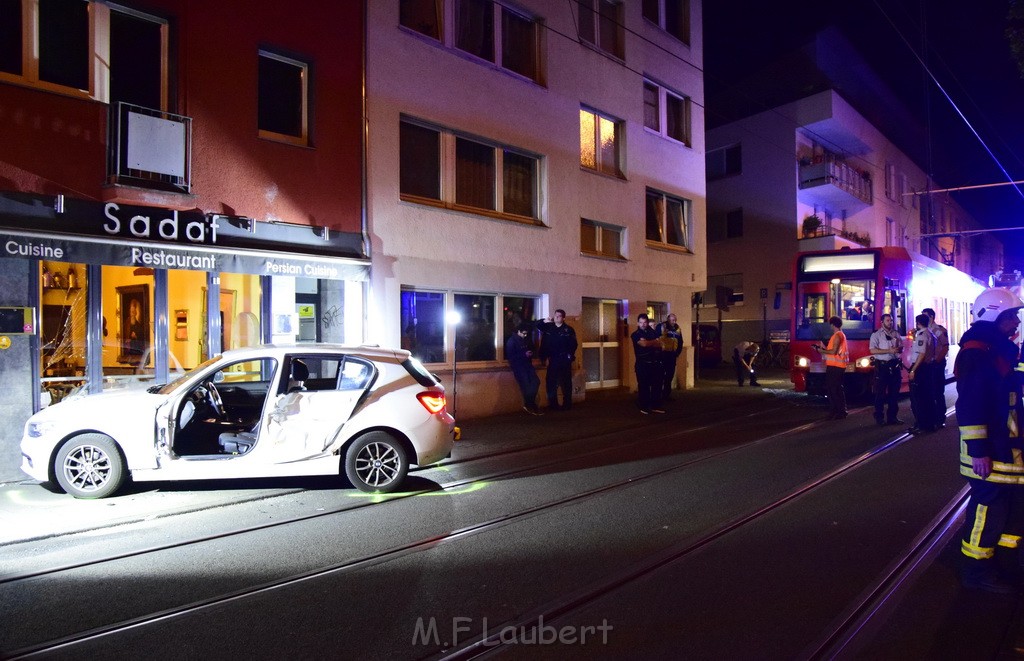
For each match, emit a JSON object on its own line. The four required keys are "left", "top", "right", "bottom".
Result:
{"left": 21, "top": 345, "right": 455, "bottom": 498}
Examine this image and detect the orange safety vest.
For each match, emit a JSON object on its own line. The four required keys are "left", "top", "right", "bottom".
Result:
{"left": 824, "top": 330, "right": 849, "bottom": 368}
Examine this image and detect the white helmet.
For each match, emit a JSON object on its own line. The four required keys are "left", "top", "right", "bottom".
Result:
{"left": 972, "top": 287, "right": 1024, "bottom": 321}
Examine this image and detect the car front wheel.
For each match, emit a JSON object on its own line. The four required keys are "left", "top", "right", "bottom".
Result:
{"left": 54, "top": 434, "right": 127, "bottom": 499}
{"left": 344, "top": 432, "right": 408, "bottom": 493}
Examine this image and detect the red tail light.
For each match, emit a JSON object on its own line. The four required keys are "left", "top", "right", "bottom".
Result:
{"left": 417, "top": 391, "right": 447, "bottom": 414}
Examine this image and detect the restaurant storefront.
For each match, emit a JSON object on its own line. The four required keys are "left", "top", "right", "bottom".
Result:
{"left": 0, "top": 192, "right": 369, "bottom": 481}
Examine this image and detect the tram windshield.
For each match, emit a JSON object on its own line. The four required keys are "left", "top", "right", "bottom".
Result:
{"left": 795, "top": 278, "right": 876, "bottom": 341}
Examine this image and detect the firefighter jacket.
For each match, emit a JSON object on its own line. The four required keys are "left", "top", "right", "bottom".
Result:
{"left": 955, "top": 320, "right": 1024, "bottom": 483}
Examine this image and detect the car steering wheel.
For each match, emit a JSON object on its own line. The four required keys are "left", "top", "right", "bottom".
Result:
{"left": 206, "top": 381, "right": 227, "bottom": 418}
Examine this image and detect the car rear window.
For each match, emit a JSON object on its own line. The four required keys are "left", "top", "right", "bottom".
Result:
{"left": 402, "top": 357, "right": 439, "bottom": 387}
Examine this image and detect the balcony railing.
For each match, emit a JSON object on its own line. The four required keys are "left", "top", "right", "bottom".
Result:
{"left": 108, "top": 102, "right": 192, "bottom": 193}
{"left": 798, "top": 157, "right": 872, "bottom": 208}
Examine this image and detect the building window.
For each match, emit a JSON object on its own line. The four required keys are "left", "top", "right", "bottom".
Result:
{"left": 706, "top": 144, "right": 741, "bottom": 180}
{"left": 702, "top": 274, "right": 744, "bottom": 308}
{"left": 0, "top": 1, "right": 169, "bottom": 106}
{"left": 400, "top": 289, "right": 539, "bottom": 364}
{"left": 642, "top": 79, "right": 690, "bottom": 146}
{"left": 401, "top": 290, "right": 447, "bottom": 363}
{"left": 642, "top": 0, "right": 689, "bottom": 45}
{"left": 401, "top": 0, "right": 442, "bottom": 41}
{"left": 258, "top": 50, "right": 309, "bottom": 146}
{"left": 581, "top": 219, "right": 624, "bottom": 259}
{"left": 400, "top": 117, "right": 541, "bottom": 221}
{"left": 404, "top": 0, "right": 541, "bottom": 83}
{"left": 578, "top": 0, "right": 623, "bottom": 59}
{"left": 580, "top": 108, "right": 622, "bottom": 177}
{"left": 709, "top": 208, "right": 743, "bottom": 243}
{"left": 646, "top": 188, "right": 691, "bottom": 249}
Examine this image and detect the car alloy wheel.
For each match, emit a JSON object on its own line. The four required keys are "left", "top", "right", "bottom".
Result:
{"left": 54, "top": 434, "right": 127, "bottom": 499}
{"left": 345, "top": 431, "right": 408, "bottom": 493}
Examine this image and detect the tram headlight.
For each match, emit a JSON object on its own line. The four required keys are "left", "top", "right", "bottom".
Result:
{"left": 856, "top": 357, "right": 872, "bottom": 369}
{"left": 795, "top": 356, "right": 809, "bottom": 368}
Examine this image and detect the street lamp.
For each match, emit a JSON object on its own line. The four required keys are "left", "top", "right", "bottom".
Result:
{"left": 446, "top": 310, "right": 462, "bottom": 418}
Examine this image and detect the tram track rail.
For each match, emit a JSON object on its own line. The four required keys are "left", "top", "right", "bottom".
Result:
{"left": 0, "top": 398, "right": 800, "bottom": 585}
{"left": 4, "top": 409, "right": 929, "bottom": 661}
{"left": 5, "top": 405, "right": 870, "bottom": 659}
{"left": 434, "top": 426, "right": 954, "bottom": 660}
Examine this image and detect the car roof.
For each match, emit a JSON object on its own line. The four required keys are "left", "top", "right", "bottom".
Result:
{"left": 218, "top": 344, "right": 411, "bottom": 363}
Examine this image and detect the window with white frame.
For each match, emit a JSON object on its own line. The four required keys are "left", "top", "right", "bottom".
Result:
{"left": 400, "top": 118, "right": 541, "bottom": 221}
{"left": 706, "top": 144, "right": 741, "bottom": 180}
{"left": 258, "top": 50, "right": 309, "bottom": 146}
{"left": 580, "top": 107, "right": 622, "bottom": 177}
{"left": 581, "top": 218, "right": 624, "bottom": 259}
{"left": 0, "top": 0, "right": 169, "bottom": 107}
{"left": 643, "top": 79, "right": 690, "bottom": 145}
{"left": 400, "top": 288, "right": 540, "bottom": 364}
{"left": 401, "top": 0, "right": 542, "bottom": 83}
{"left": 646, "top": 188, "right": 691, "bottom": 249}
{"left": 884, "top": 162, "right": 896, "bottom": 201}
{"left": 641, "top": 0, "right": 689, "bottom": 45}
{"left": 577, "top": 0, "right": 623, "bottom": 58}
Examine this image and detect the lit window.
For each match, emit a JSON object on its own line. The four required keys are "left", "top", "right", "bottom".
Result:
{"left": 646, "top": 188, "right": 691, "bottom": 249}
{"left": 578, "top": 0, "right": 623, "bottom": 58}
{"left": 400, "top": 117, "right": 540, "bottom": 221}
{"left": 401, "top": 290, "right": 447, "bottom": 363}
{"left": 643, "top": 79, "right": 690, "bottom": 145}
{"left": 642, "top": 0, "right": 690, "bottom": 45}
{"left": 581, "top": 219, "right": 624, "bottom": 259}
{"left": 258, "top": 50, "right": 309, "bottom": 146}
{"left": 580, "top": 108, "right": 622, "bottom": 177}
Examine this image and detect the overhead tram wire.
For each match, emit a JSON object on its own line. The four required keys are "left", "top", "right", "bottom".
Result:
{"left": 871, "top": 0, "right": 1024, "bottom": 204}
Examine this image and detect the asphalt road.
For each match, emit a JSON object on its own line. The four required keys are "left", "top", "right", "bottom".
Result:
{"left": 2, "top": 368, "right": 1021, "bottom": 659}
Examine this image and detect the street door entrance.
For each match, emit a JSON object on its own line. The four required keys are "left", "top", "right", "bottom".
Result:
{"left": 581, "top": 298, "right": 621, "bottom": 389}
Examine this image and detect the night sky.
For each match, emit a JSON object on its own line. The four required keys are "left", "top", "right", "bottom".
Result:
{"left": 703, "top": 0, "right": 1024, "bottom": 272}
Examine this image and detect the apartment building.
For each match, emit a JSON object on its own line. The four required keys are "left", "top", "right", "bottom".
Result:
{"left": 0, "top": 0, "right": 366, "bottom": 480}
{"left": 366, "top": 0, "right": 707, "bottom": 418}
{"left": 705, "top": 35, "right": 1001, "bottom": 355}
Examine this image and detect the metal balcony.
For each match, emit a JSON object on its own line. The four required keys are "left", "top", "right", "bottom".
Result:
{"left": 108, "top": 102, "right": 192, "bottom": 193}
{"left": 797, "top": 159, "right": 872, "bottom": 212}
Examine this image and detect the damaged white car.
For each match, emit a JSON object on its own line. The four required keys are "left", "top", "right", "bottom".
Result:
{"left": 21, "top": 345, "right": 455, "bottom": 498}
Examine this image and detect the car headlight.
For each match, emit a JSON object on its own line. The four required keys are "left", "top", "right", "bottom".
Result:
{"left": 795, "top": 356, "right": 809, "bottom": 368}
{"left": 26, "top": 419, "right": 57, "bottom": 438}
{"left": 856, "top": 357, "right": 872, "bottom": 368}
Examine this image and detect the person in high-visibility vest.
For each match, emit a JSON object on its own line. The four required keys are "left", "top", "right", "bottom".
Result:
{"left": 813, "top": 315, "right": 848, "bottom": 420}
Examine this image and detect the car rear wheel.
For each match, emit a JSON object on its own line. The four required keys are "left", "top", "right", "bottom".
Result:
{"left": 54, "top": 434, "right": 127, "bottom": 499}
{"left": 344, "top": 432, "right": 408, "bottom": 493}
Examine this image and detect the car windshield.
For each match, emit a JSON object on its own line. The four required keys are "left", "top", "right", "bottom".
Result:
{"left": 157, "top": 355, "right": 223, "bottom": 395}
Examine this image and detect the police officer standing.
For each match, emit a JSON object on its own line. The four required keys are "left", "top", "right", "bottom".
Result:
{"left": 868, "top": 313, "right": 902, "bottom": 426}
{"left": 537, "top": 309, "right": 578, "bottom": 411}
{"left": 631, "top": 313, "right": 665, "bottom": 414}
{"left": 905, "top": 313, "right": 936, "bottom": 434}
{"left": 923, "top": 307, "right": 950, "bottom": 428}
{"left": 956, "top": 288, "right": 1024, "bottom": 593}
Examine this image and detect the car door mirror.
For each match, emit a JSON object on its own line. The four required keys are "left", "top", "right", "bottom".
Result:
{"left": 213, "top": 371, "right": 225, "bottom": 384}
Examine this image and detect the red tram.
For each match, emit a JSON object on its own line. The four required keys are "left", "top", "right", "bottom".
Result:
{"left": 790, "top": 247, "right": 983, "bottom": 396}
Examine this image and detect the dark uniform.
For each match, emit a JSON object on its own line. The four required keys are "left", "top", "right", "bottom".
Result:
{"left": 632, "top": 325, "right": 663, "bottom": 412}
{"left": 537, "top": 320, "right": 577, "bottom": 410}
{"left": 956, "top": 320, "right": 1024, "bottom": 589}
{"left": 656, "top": 320, "right": 684, "bottom": 400}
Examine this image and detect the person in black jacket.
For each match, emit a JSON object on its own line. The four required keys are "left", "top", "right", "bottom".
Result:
{"left": 537, "top": 310, "right": 577, "bottom": 411}
{"left": 956, "top": 288, "right": 1024, "bottom": 594}
{"left": 656, "top": 313, "right": 684, "bottom": 401}
{"left": 506, "top": 323, "right": 542, "bottom": 415}
{"left": 631, "top": 313, "right": 664, "bottom": 414}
